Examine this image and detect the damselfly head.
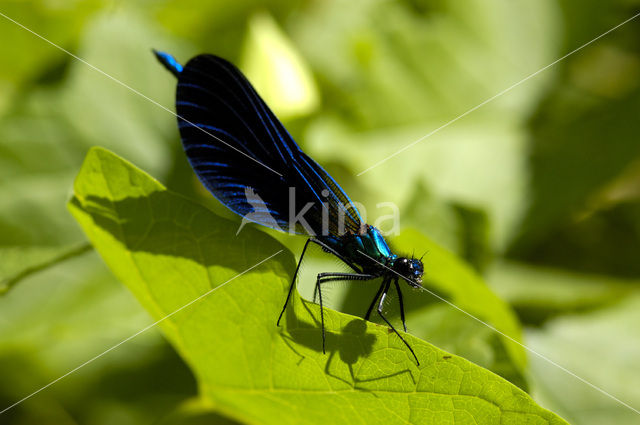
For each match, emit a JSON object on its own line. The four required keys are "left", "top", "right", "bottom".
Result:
{"left": 393, "top": 257, "right": 423, "bottom": 287}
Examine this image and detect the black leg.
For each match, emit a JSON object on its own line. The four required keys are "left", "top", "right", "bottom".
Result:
{"left": 364, "top": 278, "right": 387, "bottom": 321}
{"left": 311, "top": 271, "right": 377, "bottom": 353}
{"left": 393, "top": 277, "right": 407, "bottom": 332}
{"left": 277, "top": 238, "right": 313, "bottom": 326}
{"left": 312, "top": 272, "right": 377, "bottom": 302}
{"left": 278, "top": 238, "right": 363, "bottom": 327}
{"left": 315, "top": 273, "right": 326, "bottom": 354}
{"left": 378, "top": 281, "right": 419, "bottom": 366}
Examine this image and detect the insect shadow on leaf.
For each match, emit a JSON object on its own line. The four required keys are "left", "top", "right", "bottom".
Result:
{"left": 279, "top": 300, "right": 415, "bottom": 388}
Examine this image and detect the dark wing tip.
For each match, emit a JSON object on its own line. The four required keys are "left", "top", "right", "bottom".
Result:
{"left": 153, "top": 49, "right": 183, "bottom": 77}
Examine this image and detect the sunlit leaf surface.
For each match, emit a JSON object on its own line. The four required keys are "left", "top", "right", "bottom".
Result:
{"left": 69, "top": 147, "right": 568, "bottom": 424}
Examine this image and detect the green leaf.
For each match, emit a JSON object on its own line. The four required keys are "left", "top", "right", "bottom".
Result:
{"left": 0, "top": 10, "right": 183, "bottom": 246}
{"left": 157, "top": 398, "right": 243, "bottom": 425}
{"left": 509, "top": 81, "right": 640, "bottom": 272}
{"left": 526, "top": 294, "right": 640, "bottom": 425}
{"left": 0, "top": 2, "right": 102, "bottom": 88}
{"left": 0, "top": 88, "right": 88, "bottom": 245}
{"left": 240, "top": 11, "right": 320, "bottom": 119}
{"left": 394, "top": 229, "right": 527, "bottom": 388}
{"left": 0, "top": 242, "right": 91, "bottom": 294}
{"left": 294, "top": 0, "right": 558, "bottom": 128}
{"left": 58, "top": 11, "right": 184, "bottom": 176}
{"left": 295, "top": 0, "right": 560, "bottom": 249}
{"left": 69, "top": 147, "right": 567, "bottom": 425}
{"left": 401, "top": 181, "right": 492, "bottom": 272}
{"left": 338, "top": 224, "right": 524, "bottom": 389}
{"left": 488, "top": 261, "right": 637, "bottom": 325}
{"left": 305, "top": 116, "right": 530, "bottom": 251}
{"left": 0, "top": 248, "right": 197, "bottom": 424}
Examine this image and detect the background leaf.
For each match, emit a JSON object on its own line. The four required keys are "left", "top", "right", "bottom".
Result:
{"left": 0, "top": 10, "right": 201, "bottom": 423}
{"left": 240, "top": 11, "right": 320, "bottom": 119}
{"left": 0, "top": 250, "right": 196, "bottom": 425}
{"left": 488, "top": 262, "right": 638, "bottom": 325}
{"left": 526, "top": 294, "right": 640, "bottom": 425}
{"left": 294, "top": 0, "right": 560, "bottom": 250}
{"left": 0, "top": 242, "right": 90, "bottom": 294}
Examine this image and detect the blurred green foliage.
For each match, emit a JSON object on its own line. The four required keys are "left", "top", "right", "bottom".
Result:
{"left": 1, "top": 0, "right": 640, "bottom": 424}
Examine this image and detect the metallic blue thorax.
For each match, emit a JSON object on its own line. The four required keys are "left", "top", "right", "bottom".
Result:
{"left": 321, "top": 225, "right": 396, "bottom": 270}
{"left": 368, "top": 226, "right": 393, "bottom": 259}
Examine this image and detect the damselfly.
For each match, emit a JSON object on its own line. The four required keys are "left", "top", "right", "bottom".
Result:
{"left": 155, "top": 51, "right": 424, "bottom": 364}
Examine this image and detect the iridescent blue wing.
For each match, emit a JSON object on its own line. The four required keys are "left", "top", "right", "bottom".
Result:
{"left": 172, "top": 54, "right": 363, "bottom": 236}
